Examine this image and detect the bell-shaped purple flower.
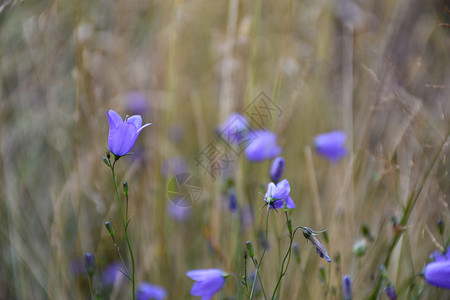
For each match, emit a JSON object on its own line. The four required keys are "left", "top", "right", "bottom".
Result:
{"left": 186, "top": 269, "right": 226, "bottom": 300}
{"left": 264, "top": 179, "right": 295, "bottom": 209}
{"left": 245, "top": 131, "right": 282, "bottom": 162}
{"left": 314, "top": 131, "right": 348, "bottom": 163}
{"left": 107, "top": 109, "right": 151, "bottom": 157}
{"left": 343, "top": 275, "right": 352, "bottom": 300}
{"left": 136, "top": 282, "right": 167, "bottom": 300}
{"left": 424, "top": 248, "right": 450, "bottom": 289}
{"left": 270, "top": 156, "right": 285, "bottom": 183}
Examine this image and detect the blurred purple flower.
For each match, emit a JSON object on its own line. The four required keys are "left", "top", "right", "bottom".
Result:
{"left": 314, "top": 131, "right": 348, "bottom": 163}
{"left": 101, "top": 261, "right": 125, "bottom": 286}
{"left": 218, "top": 113, "right": 249, "bottom": 145}
{"left": 424, "top": 248, "right": 450, "bottom": 289}
{"left": 161, "top": 157, "right": 188, "bottom": 178}
{"left": 107, "top": 109, "right": 151, "bottom": 157}
{"left": 264, "top": 179, "right": 295, "bottom": 209}
{"left": 136, "top": 282, "right": 167, "bottom": 300}
{"left": 169, "top": 124, "right": 185, "bottom": 144}
{"left": 343, "top": 275, "right": 352, "bottom": 300}
{"left": 167, "top": 200, "right": 191, "bottom": 222}
{"left": 228, "top": 190, "right": 238, "bottom": 212}
{"left": 385, "top": 284, "right": 397, "bottom": 300}
{"left": 245, "top": 131, "right": 282, "bottom": 162}
{"left": 270, "top": 156, "right": 285, "bottom": 183}
{"left": 186, "top": 269, "right": 226, "bottom": 300}
{"left": 126, "top": 91, "right": 150, "bottom": 116}
{"left": 84, "top": 252, "right": 95, "bottom": 277}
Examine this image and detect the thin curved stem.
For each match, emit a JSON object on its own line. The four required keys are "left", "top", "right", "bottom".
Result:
{"left": 111, "top": 163, "right": 136, "bottom": 300}
{"left": 250, "top": 207, "right": 270, "bottom": 299}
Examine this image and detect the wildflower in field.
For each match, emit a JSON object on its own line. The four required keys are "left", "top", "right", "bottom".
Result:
{"left": 343, "top": 275, "right": 352, "bottom": 300}
{"left": 101, "top": 261, "right": 125, "bottom": 286}
{"left": 136, "top": 282, "right": 167, "bottom": 300}
{"left": 186, "top": 269, "right": 227, "bottom": 300}
{"left": 424, "top": 248, "right": 450, "bottom": 289}
{"left": 264, "top": 179, "right": 295, "bottom": 209}
{"left": 107, "top": 109, "right": 151, "bottom": 157}
{"left": 245, "top": 130, "right": 282, "bottom": 162}
{"left": 314, "top": 131, "right": 348, "bottom": 163}
{"left": 385, "top": 283, "right": 397, "bottom": 300}
{"left": 218, "top": 113, "right": 249, "bottom": 145}
{"left": 167, "top": 200, "right": 191, "bottom": 222}
{"left": 270, "top": 156, "right": 285, "bottom": 183}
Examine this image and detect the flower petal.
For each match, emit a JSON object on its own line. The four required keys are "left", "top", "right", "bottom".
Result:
{"left": 109, "top": 122, "right": 138, "bottom": 156}
{"left": 424, "top": 261, "right": 450, "bottom": 289}
{"left": 128, "top": 115, "right": 143, "bottom": 129}
{"left": 190, "top": 276, "right": 225, "bottom": 299}
{"left": 186, "top": 269, "right": 223, "bottom": 281}
{"left": 272, "top": 179, "right": 290, "bottom": 199}
{"left": 107, "top": 110, "right": 123, "bottom": 128}
{"left": 285, "top": 196, "right": 295, "bottom": 209}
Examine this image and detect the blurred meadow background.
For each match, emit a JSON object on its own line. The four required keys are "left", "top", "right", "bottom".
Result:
{"left": 1, "top": 0, "right": 450, "bottom": 299}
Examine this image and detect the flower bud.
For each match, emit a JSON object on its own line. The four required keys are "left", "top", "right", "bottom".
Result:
{"left": 246, "top": 241, "right": 255, "bottom": 259}
{"left": 102, "top": 156, "right": 111, "bottom": 167}
{"left": 105, "top": 221, "right": 116, "bottom": 242}
{"left": 318, "top": 266, "right": 326, "bottom": 283}
{"left": 437, "top": 219, "right": 444, "bottom": 236}
{"left": 379, "top": 265, "right": 388, "bottom": 280}
{"left": 293, "top": 243, "right": 301, "bottom": 263}
{"left": 270, "top": 157, "right": 285, "bottom": 183}
{"left": 123, "top": 181, "right": 129, "bottom": 197}
{"left": 84, "top": 252, "right": 95, "bottom": 277}
{"left": 343, "top": 275, "right": 352, "bottom": 300}
{"left": 352, "top": 238, "right": 367, "bottom": 257}
{"left": 385, "top": 283, "right": 397, "bottom": 300}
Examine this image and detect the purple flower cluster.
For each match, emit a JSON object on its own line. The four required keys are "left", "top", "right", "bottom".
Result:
{"left": 424, "top": 249, "right": 450, "bottom": 289}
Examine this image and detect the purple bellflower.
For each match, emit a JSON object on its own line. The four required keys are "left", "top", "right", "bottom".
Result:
{"left": 245, "top": 131, "right": 282, "bottom": 162}
{"left": 136, "top": 282, "right": 167, "bottom": 300}
{"left": 385, "top": 283, "right": 397, "bottom": 300}
{"left": 424, "top": 248, "right": 450, "bottom": 289}
{"left": 107, "top": 109, "right": 151, "bottom": 157}
{"left": 343, "top": 275, "right": 352, "bottom": 300}
{"left": 314, "top": 131, "right": 348, "bottom": 163}
{"left": 264, "top": 179, "right": 295, "bottom": 209}
{"left": 219, "top": 113, "right": 249, "bottom": 145}
{"left": 186, "top": 269, "right": 227, "bottom": 300}
{"left": 270, "top": 156, "right": 285, "bottom": 183}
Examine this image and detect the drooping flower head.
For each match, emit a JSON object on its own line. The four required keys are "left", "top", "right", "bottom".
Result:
{"left": 301, "top": 226, "right": 331, "bottom": 263}
{"left": 385, "top": 283, "right": 397, "bottom": 300}
{"left": 424, "top": 248, "right": 450, "bottom": 289}
{"left": 186, "top": 269, "right": 227, "bottom": 300}
{"left": 136, "top": 282, "right": 167, "bottom": 300}
{"left": 107, "top": 109, "right": 152, "bottom": 157}
{"left": 264, "top": 179, "right": 295, "bottom": 209}
{"left": 245, "top": 131, "right": 282, "bottom": 162}
{"left": 270, "top": 156, "right": 285, "bottom": 183}
{"left": 314, "top": 131, "right": 348, "bottom": 163}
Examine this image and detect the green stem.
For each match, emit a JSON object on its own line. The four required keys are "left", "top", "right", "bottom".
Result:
{"left": 250, "top": 208, "right": 270, "bottom": 299}
{"left": 111, "top": 162, "right": 136, "bottom": 300}
{"left": 271, "top": 213, "right": 295, "bottom": 299}
{"left": 369, "top": 133, "right": 449, "bottom": 299}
